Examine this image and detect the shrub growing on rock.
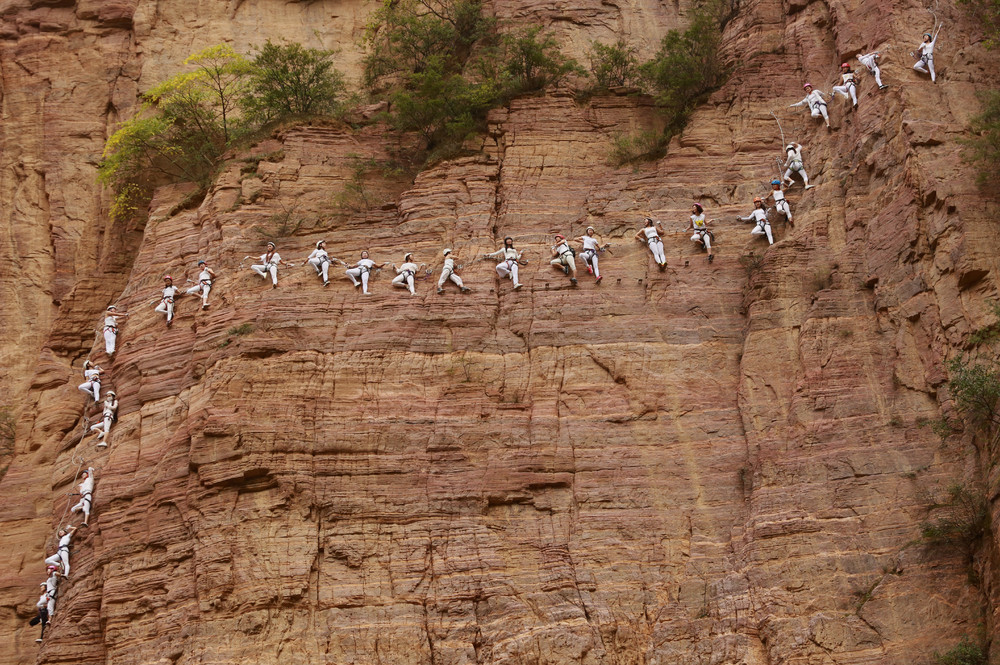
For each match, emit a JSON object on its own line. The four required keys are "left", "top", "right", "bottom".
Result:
{"left": 588, "top": 39, "right": 640, "bottom": 90}
{"left": 960, "top": 90, "right": 1000, "bottom": 189}
{"left": 243, "top": 41, "right": 346, "bottom": 122}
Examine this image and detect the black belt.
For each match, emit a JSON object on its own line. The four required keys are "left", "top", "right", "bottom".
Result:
{"left": 647, "top": 236, "right": 662, "bottom": 244}
{"left": 104, "top": 326, "right": 118, "bottom": 333}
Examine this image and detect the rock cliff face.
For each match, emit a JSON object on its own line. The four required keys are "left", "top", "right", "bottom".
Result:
{"left": 1, "top": 0, "right": 999, "bottom": 663}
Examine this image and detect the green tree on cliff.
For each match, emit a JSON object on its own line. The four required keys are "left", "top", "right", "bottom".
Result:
{"left": 243, "top": 41, "right": 347, "bottom": 122}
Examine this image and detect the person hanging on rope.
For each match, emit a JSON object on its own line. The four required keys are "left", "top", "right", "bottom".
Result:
{"left": 185, "top": 260, "right": 217, "bottom": 309}
{"left": 857, "top": 51, "right": 888, "bottom": 90}
{"left": 437, "top": 249, "right": 472, "bottom": 294}
{"left": 154, "top": 275, "right": 182, "bottom": 327}
{"left": 684, "top": 203, "right": 716, "bottom": 262}
{"left": 913, "top": 23, "right": 943, "bottom": 82}
{"left": 790, "top": 83, "right": 831, "bottom": 128}
{"left": 30, "top": 589, "right": 51, "bottom": 642}
{"left": 69, "top": 468, "right": 95, "bottom": 527}
{"left": 250, "top": 242, "right": 289, "bottom": 288}
{"left": 635, "top": 217, "right": 667, "bottom": 270}
{"left": 305, "top": 241, "right": 344, "bottom": 287}
{"left": 78, "top": 361, "right": 102, "bottom": 402}
{"left": 550, "top": 234, "right": 578, "bottom": 285}
{"left": 36, "top": 564, "right": 60, "bottom": 639}
{"left": 485, "top": 237, "right": 524, "bottom": 290}
{"left": 345, "top": 251, "right": 389, "bottom": 295}
{"left": 766, "top": 179, "right": 794, "bottom": 225}
{"left": 783, "top": 143, "right": 815, "bottom": 189}
{"left": 573, "top": 227, "right": 609, "bottom": 283}
{"left": 89, "top": 391, "right": 118, "bottom": 448}
{"left": 737, "top": 197, "right": 774, "bottom": 245}
{"left": 391, "top": 253, "right": 425, "bottom": 295}
{"left": 101, "top": 305, "right": 128, "bottom": 356}
{"left": 832, "top": 63, "right": 858, "bottom": 108}
{"left": 43, "top": 526, "right": 76, "bottom": 577}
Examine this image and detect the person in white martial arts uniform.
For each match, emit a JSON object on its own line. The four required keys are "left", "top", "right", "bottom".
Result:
{"left": 485, "top": 237, "right": 524, "bottom": 290}
{"left": 573, "top": 227, "right": 608, "bottom": 283}
{"left": 857, "top": 51, "right": 888, "bottom": 90}
{"left": 391, "top": 253, "right": 425, "bottom": 295}
{"left": 185, "top": 260, "right": 216, "bottom": 308}
{"left": 69, "top": 468, "right": 95, "bottom": 527}
{"left": 90, "top": 391, "right": 117, "bottom": 448}
{"left": 30, "top": 590, "right": 50, "bottom": 642}
{"left": 635, "top": 218, "right": 667, "bottom": 269}
{"left": 783, "top": 143, "right": 815, "bottom": 189}
{"left": 251, "top": 242, "right": 289, "bottom": 288}
{"left": 766, "top": 179, "right": 793, "bottom": 225}
{"left": 790, "top": 83, "right": 831, "bottom": 128}
{"left": 549, "top": 235, "right": 578, "bottom": 285}
{"left": 345, "top": 251, "right": 388, "bottom": 295}
{"left": 101, "top": 305, "right": 128, "bottom": 356}
{"left": 305, "top": 241, "right": 343, "bottom": 287}
{"left": 437, "top": 249, "right": 471, "bottom": 294}
{"left": 40, "top": 566, "right": 59, "bottom": 618}
{"left": 737, "top": 197, "right": 774, "bottom": 245}
{"left": 154, "top": 275, "right": 181, "bottom": 327}
{"left": 913, "top": 24, "right": 942, "bottom": 82}
{"left": 78, "top": 361, "right": 102, "bottom": 402}
{"left": 832, "top": 63, "right": 858, "bottom": 108}
{"left": 44, "top": 526, "right": 76, "bottom": 577}
{"left": 684, "top": 203, "right": 715, "bottom": 262}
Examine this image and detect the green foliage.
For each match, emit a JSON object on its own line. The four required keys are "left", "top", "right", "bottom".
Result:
{"left": 947, "top": 355, "right": 1000, "bottom": 434}
{"left": 228, "top": 323, "right": 254, "bottom": 336}
{"left": 960, "top": 90, "right": 1000, "bottom": 188}
{"left": 333, "top": 154, "right": 409, "bottom": 212}
{"left": 498, "top": 26, "right": 581, "bottom": 95}
{"left": 921, "top": 483, "right": 991, "bottom": 550}
{"left": 957, "top": 0, "right": 1000, "bottom": 49}
{"left": 934, "top": 637, "right": 988, "bottom": 665}
{"left": 243, "top": 41, "right": 346, "bottom": 123}
{"left": 588, "top": 39, "right": 640, "bottom": 90}
{"left": 607, "top": 129, "right": 668, "bottom": 166}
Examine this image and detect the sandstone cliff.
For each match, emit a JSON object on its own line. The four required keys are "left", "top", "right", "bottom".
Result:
{"left": 0, "top": 0, "right": 998, "bottom": 663}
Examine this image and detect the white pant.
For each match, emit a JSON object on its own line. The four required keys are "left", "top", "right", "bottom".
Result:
{"left": 90, "top": 416, "right": 112, "bottom": 440}
{"left": 44, "top": 550, "right": 70, "bottom": 577}
{"left": 252, "top": 264, "right": 278, "bottom": 285}
{"left": 154, "top": 298, "right": 174, "bottom": 322}
{"left": 581, "top": 250, "right": 600, "bottom": 278}
{"left": 345, "top": 267, "right": 370, "bottom": 293}
{"left": 71, "top": 493, "right": 92, "bottom": 523}
{"left": 810, "top": 103, "right": 829, "bottom": 123}
{"left": 691, "top": 232, "right": 711, "bottom": 250}
{"left": 185, "top": 282, "right": 212, "bottom": 304}
{"left": 392, "top": 272, "right": 415, "bottom": 294}
{"left": 550, "top": 253, "right": 577, "bottom": 275}
{"left": 79, "top": 380, "right": 100, "bottom": 401}
{"left": 866, "top": 63, "right": 884, "bottom": 87}
{"left": 751, "top": 222, "right": 774, "bottom": 245}
{"left": 496, "top": 261, "right": 520, "bottom": 286}
{"left": 832, "top": 83, "right": 857, "bottom": 105}
{"left": 438, "top": 270, "right": 465, "bottom": 289}
{"left": 45, "top": 593, "right": 56, "bottom": 616}
{"left": 914, "top": 55, "right": 935, "bottom": 81}
{"left": 646, "top": 237, "right": 666, "bottom": 264}
{"left": 103, "top": 328, "right": 116, "bottom": 355}
{"left": 308, "top": 258, "right": 332, "bottom": 282}
{"left": 774, "top": 199, "right": 792, "bottom": 222}
{"left": 783, "top": 163, "right": 811, "bottom": 187}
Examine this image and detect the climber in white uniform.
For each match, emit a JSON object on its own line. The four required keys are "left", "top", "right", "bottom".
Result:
{"left": 857, "top": 51, "right": 888, "bottom": 89}
{"left": 101, "top": 305, "right": 128, "bottom": 356}
{"left": 185, "top": 260, "right": 216, "bottom": 309}
{"left": 41, "top": 566, "right": 59, "bottom": 617}
{"left": 437, "top": 249, "right": 471, "bottom": 294}
{"left": 306, "top": 240, "right": 343, "bottom": 287}
{"left": 392, "top": 253, "right": 425, "bottom": 295}
{"left": 30, "top": 589, "right": 50, "bottom": 642}
{"left": 737, "top": 197, "right": 774, "bottom": 245}
{"left": 550, "top": 235, "right": 578, "bottom": 285}
{"left": 766, "top": 179, "right": 793, "bottom": 225}
{"left": 345, "top": 251, "right": 388, "bottom": 295}
{"left": 154, "top": 275, "right": 181, "bottom": 327}
{"left": 69, "top": 468, "right": 95, "bottom": 527}
{"left": 832, "top": 63, "right": 858, "bottom": 108}
{"left": 78, "top": 360, "right": 102, "bottom": 402}
{"left": 44, "top": 526, "right": 76, "bottom": 577}
{"left": 790, "top": 83, "right": 831, "bottom": 127}
{"left": 684, "top": 203, "right": 715, "bottom": 262}
{"left": 635, "top": 218, "right": 667, "bottom": 269}
{"left": 485, "top": 237, "right": 524, "bottom": 290}
{"left": 783, "top": 143, "right": 815, "bottom": 189}
{"left": 573, "top": 227, "right": 607, "bottom": 283}
{"left": 90, "top": 390, "right": 117, "bottom": 447}
{"left": 913, "top": 24, "right": 942, "bottom": 82}
{"left": 251, "top": 242, "right": 288, "bottom": 288}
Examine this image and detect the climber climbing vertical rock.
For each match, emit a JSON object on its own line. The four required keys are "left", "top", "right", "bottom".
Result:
{"left": 39, "top": 565, "right": 59, "bottom": 628}
{"left": 766, "top": 179, "right": 793, "bottom": 225}
{"left": 573, "top": 227, "right": 607, "bottom": 283}
{"left": 30, "top": 590, "right": 49, "bottom": 642}
{"left": 185, "top": 260, "right": 216, "bottom": 308}
{"left": 913, "top": 23, "right": 943, "bottom": 82}
{"left": 790, "top": 84, "right": 831, "bottom": 128}
{"left": 90, "top": 391, "right": 117, "bottom": 448}
{"left": 783, "top": 143, "right": 815, "bottom": 189}
{"left": 78, "top": 361, "right": 102, "bottom": 402}
{"left": 69, "top": 468, "right": 95, "bottom": 527}
{"left": 485, "top": 237, "right": 524, "bottom": 290}
{"left": 685, "top": 204, "right": 715, "bottom": 262}
{"left": 101, "top": 305, "right": 127, "bottom": 356}
{"left": 345, "top": 251, "right": 387, "bottom": 295}
{"left": 832, "top": 63, "right": 858, "bottom": 108}
{"left": 857, "top": 51, "right": 888, "bottom": 89}
{"left": 154, "top": 275, "right": 181, "bottom": 327}
{"left": 738, "top": 198, "right": 774, "bottom": 245}
{"left": 391, "top": 253, "right": 424, "bottom": 295}
{"left": 437, "top": 249, "right": 471, "bottom": 294}
{"left": 306, "top": 241, "right": 342, "bottom": 287}
{"left": 635, "top": 218, "right": 667, "bottom": 270}
{"left": 43, "top": 526, "right": 76, "bottom": 577}
{"left": 251, "top": 242, "right": 288, "bottom": 288}
{"left": 550, "top": 234, "right": 578, "bottom": 285}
